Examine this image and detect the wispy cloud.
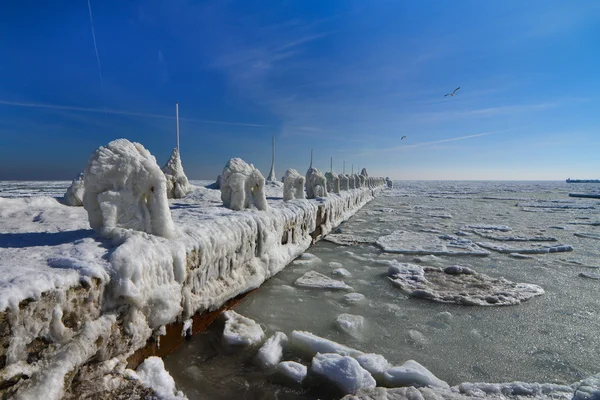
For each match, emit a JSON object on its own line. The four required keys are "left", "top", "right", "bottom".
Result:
{"left": 0, "top": 100, "right": 266, "bottom": 127}
{"left": 157, "top": 50, "right": 169, "bottom": 84}
{"left": 87, "top": 0, "right": 105, "bottom": 109}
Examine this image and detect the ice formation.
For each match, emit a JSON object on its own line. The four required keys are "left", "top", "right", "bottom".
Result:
{"left": 356, "top": 353, "right": 390, "bottom": 381}
{"left": 295, "top": 270, "right": 353, "bottom": 290}
{"left": 311, "top": 353, "right": 376, "bottom": 395}
{"left": 283, "top": 168, "right": 306, "bottom": 201}
{"left": 220, "top": 157, "right": 268, "bottom": 211}
{"left": 63, "top": 172, "right": 85, "bottom": 206}
{"left": 222, "top": 310, "right": 265, "bottom": 346}
{"left": 335, "top": 313, "right": 365, "bottom": 337}
{"left": 360, "top": 168, "right": 368, "bottom": 177}
{"left": 326, "top": 171, "right": 341, "bottom": 194}
{"left": 134, "top": 356, "right": 187, "bottom": 400}
{"left": 162, "top": 148, "right": 191, "bottom": 199}
{"left": 305, "top": 167, "right": 328, "bottom": 199}
{"left": 376, "top": 230, "right": 491, "bottom": 256}
{"left": 276, "top": 361, "right": 307, "bottom": 384}
{"left": 290, "top": 330, "right": 364, "bottom": 358}
{"left": 82, "top": 139, "right": 176, "bottom": 238}
{"left": 256, "top": 331, "right": 288, "bottom": 368}
{"left": 348, "top": 174, "right": 356, "bottom": 189}
{"left": 339, "top": 174, "right": 350, "bottom": 191}
{"left": 324, "top": 233, "right": 375, "bottom": 246}
{"left": 344, "top": 292, "right": 366, "bottom": 304}
{"left": 383, "top": 360, "right": 449, "bottom": 389}
{"left": 385, "top": 177, "right": 393, "bottom": 188}
{"left": 386, "top": 261, "right": 545, "bottom": 306}
{"left": 476, "top": 241, "right": 574, "bottom": 254}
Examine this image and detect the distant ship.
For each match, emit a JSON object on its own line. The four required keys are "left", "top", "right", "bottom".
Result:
{"left": 566, "top": 178, "right": 600, "bottom": 183}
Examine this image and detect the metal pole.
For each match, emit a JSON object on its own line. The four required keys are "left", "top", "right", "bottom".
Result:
{"left": 330, "top": 157, "right": 333, "bottom": 173}
{"left": 176, "top": 102, "right": 180, "bottom": 153}
{"left": 343, "top": 161, "right": 345, "bottom": 174}
{"left": 272, "top": 136, "right": 275, "bottom": 164}
{"left": 310, "top": 149, "right": 313, "bottom": 168}
{"left": 352, "top": 164, "right": 354, "bottom": 174}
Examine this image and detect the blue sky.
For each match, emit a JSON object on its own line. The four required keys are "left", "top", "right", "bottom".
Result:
{"left": 0, "top": 0, "right": 599, "bottom": 180}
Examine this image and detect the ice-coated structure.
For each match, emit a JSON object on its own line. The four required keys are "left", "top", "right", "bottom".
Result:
{"left": 325, "top": 172, "right": 340, "bottom": 194}
{"left": 305, "top": 167, "right": 328, "bottom": 199}
{"left": 220, "top": 158, "right": 268, "bottom": 211}
{"left": 82, "top": 139, "right": 176, "bottom": 239}
{"left": 63, "top": 172, "right": 85, "bottom": 206}
{"left": 283, "top": 168, "right": 305, "bottom": 201}
{"left": 385, "top": 177, "right": 393, "bottom": 188}
{"left": 352, "top": 174, "right": 361, "bottom": 189}
{"left": 360, "top": 168, "right": 368, "bottom": 177}
{"left": 347, "top": 174, "right": 355, "bottom": 189}
{"left": 161, "top": 148, "right": 191, "bottom": 199}
{"left": 339, "top": 174, "right": 350, "bottom": 191}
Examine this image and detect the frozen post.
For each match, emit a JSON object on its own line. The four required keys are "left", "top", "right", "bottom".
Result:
{"left": 352, "top": 164, "right": 354, "bottom": 175}
{"left": 343, "top": 161, "right": 345, "bottom": 174}
{"left": 267, "top": 136, "right": 276, "bottom": 182}
{"left": 176, "top": 102, "right": 180, "bottom": 153}
{"left": 310, "top": 149, "right": 313, "bottom": 168}
{"left": 330, "top": 157, "right": 333, "bottom": 173}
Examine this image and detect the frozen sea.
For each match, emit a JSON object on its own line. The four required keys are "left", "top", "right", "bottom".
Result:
{"left": 3, "top": 180, "right": 600, "bottom": 399}
{"left": 163, "top": 181, "right": 600, "bottom": 399}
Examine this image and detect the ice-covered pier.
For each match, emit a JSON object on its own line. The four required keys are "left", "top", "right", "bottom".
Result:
{"left": 0, "top": 139, "right": 386, "bottom": 399}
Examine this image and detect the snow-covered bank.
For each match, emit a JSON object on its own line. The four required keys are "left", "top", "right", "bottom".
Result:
{"left": 0, "top": 179, "right": 384, "bottom": 398}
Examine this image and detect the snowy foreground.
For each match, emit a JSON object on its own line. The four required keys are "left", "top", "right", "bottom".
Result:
{"left": 0, "top": 180, "right": 382, "bottom": 399}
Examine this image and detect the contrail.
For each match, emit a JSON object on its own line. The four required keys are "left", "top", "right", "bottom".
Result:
{"left": 0, "top": 99, "right": 267, "bottom": 127}
{"left": 87, "top": 0, "right": 105, "bottom": 111}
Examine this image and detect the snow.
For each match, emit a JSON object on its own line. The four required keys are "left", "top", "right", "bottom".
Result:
{"left": 290, "top": 330, "right": 364, "bottom": 358}
{"left": 63, "top": 173, "right": 85, "bottom": 206}
{"left": 311, "top": 353, "right": 376, "bottom": 394}
{"left": 162, "top": 148, "right": 191, "bottom": 199}
{"left": 386, "top": 261, "right": 545, "bottom": 306}
{"left": 355, "top": 353, "right": 390, "bottom": 380}
{"left": 181, "top": 319, "right": 193, "bottom": 337}
{"left": 333, "top": 268, "right": 352, "bottom": 277}
{"left": 83, "top": 139, "right": 176, "bottom": 239}
{"left": 326, "top": 171, "right": 341, "bottom": 194}
{"left": 335, "top": 313, "right": 365, "bottom": 337}
{"left": 222, "top": 310, "right": 265, "bottom": 347}
{"left": 283, "top": 168, "right": 305, "bottom": 201}
{"left": 305, "top": 167, "right": 328, "bottom": 198}
{"left": 295, "top": 270, "right": 354, "bottom": 290}
{"left": 276, "top": 361, "right": 307, "bottom": 384}
{"left": 383, "top": 359, "right": 449, "bottom": 389}
{"left": 134, "top": 356, "right": 187, "bottom": 400}
{"left": 255, "top": 331, "right": 288, "bottom": 368}
{"left": 476, "top": 241, "right": 574, "bottom": 254}
{"left": 220, "top": 157, "right": 268, "bottom": 211}
{"left": 343, "top": 292, "right": 366, "bottom": 304}
{"left": 376, "top": 230, "right": 491, "bottom": 256}
{"left": 324, "top": 233, "right": 375, "bottom": 246}
{"left": 340, "top": 174, "right": 350, "bottom": 191}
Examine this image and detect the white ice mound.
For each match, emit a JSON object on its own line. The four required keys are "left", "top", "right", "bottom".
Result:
{"left": 335, "top": 314, "right": 364, "bottom": 337}
{"left": 83, "top": 139, "right": 176, "bottom": 238}
{"left": 356, "top": 353, "right": 390, "bottom": 380}
{"left": 324, "top": 233, "right": 375, "bottom": 246}
{"left": 161, "top": 148, "right": 191, "bottom": 199}
{"left": 383, "top": 359, "right": 449, "bottom": 389}
{"left": 290, "top": 330, "right": 363, "bottom": 358}
{"left": 135, "top": 356, "right": 187, "bottom": 400}
{"left": 295, "top": 271, "right": 353, "bottom": 290}
{"left": 376, "top": 230, "right": 491, "bottom": 256}
{"left": 386, "top": 261, "right": 545, "bottom": 306}
{"left": 283, "top": 168, "right": 306, "bottom": 201}
{"left": 339, "top": 174, "right": 350, "bottom": 191}
{"left": 276, "top": 361, "right": 307, "bottom": 384}
{"left": 256, "top": 332, "right": 288, "bottom": 368}
{"left": 311, "top": 353, "right": 376, "bottom": 395}
{"left": 220, "top": 157, "right": 268, "bottom": 211}
{"left": 344, "top": 293, "right": 366, "bottom": 305}
{"left": 64, "top": 172, "right": 85, "bottom": 206}
{"left": 222, "top": 310, "right": 265, "bottom": 346}
{"left": 305, "top": 167, "right": 328, "bottom": 199}
{"left": 326, "top": 171, "right": 341, "bottom": 194}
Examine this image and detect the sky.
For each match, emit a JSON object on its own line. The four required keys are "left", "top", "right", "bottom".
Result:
{"left": 0, "top": 0, "right": 599, "bottom": 181}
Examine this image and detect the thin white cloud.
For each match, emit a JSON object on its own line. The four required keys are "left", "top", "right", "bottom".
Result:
{"left": 87, "top": 0, "right": 105, "bottom": 108}
{"left": 0, "top": 100, "right": 267, "bottom": 127}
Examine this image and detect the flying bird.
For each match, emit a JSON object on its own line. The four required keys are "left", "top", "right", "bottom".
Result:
{"left": 401, "top": 136, "right": 407, "bottom": 140}
{"left": 445, "top": 87, "right": 460, "bottom": 97}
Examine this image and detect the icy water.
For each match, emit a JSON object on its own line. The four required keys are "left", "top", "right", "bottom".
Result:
{"left": 164, "top": 181, "right": 600, "bottom": 399}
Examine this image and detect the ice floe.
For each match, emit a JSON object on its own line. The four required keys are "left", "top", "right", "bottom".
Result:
{"left": 344, "top": 292, "right": 366, "bottom": 305}
{"left": 476, "top": 241, "right": 574, "bottom": 254}
{"left": 386, "top": 261, "right": 544, "bottom": 306}
{"left": 311, "top": 353, "right": 376, "bottom": 395}
{"left": 335, "top": 313, "right": 365, "bottom": 337}
{"left": 574, "top": 232, "right": 600, "bottom": 240}
{"left": 276, "top": 361, "right": 307, "bottom": 384}
{"left": 290, "top": 330, "right": 363, "bottom": 358}
{"left": 222, "top": 310, "right": 264, "bottom": 347}
{"left": 472, "top": 230, "right": 557, "bottom": 242}
{"left": 295, "top": 271, "right": 353, "bottom": 290}
{"left": 133, "top": 356, "right": 187, "bottom": 400}
{"left": 376, "top": 230, "right": 491, "bottom": 256}
{"left": 255, "top": 331, "right": 288, "bottom": 368}
{"left": 383, "top": 359, "right": 449, "bottom": 389}
{"left": 324, "top": 233, "right": 376, "bottom": 246}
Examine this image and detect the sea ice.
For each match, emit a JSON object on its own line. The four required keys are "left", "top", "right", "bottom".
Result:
{"left": 386, "top": 261, "right": 545, "bottom": 306}
{"left": 222, "top": 310, "right": 264, "bottom": 347}
{"left": 256, "top": 331, "right": 288, "bottom": 368}
{"left": 579, "top": 272, "right": 600, "bottom": 280}
{"left": 472, "top": 230, "right": 557, "bottom": 242}
{"left": 162, "top": 148, "right": 191, "bottom": 199}
{"left": 290, "top": 330, "right": 363, "bottom": 357}
{"left": 83, "top": 139, "right": 176, "bottom": 238}
{"left": 295, "top": 271, "right": 353, "bottom": 290}
{"left": 335, "top": 313, "right": 365, "bottom": 337}
{"left": 276, "top": 361, "right": 307, "bottom": 384}
{"left": 134, "top": 356, "right": 187, "bottom": 400}
{"left": 333, "top": 268, "right": 352, "bottom": 277}
{"left": 462, "top": 224, "right": 512, "bottom": 232}
{"left": 220, "top": 158, "right": 268, "bottom": 211}
{"left": 344, "top": 293, "right": 366, "bottom": 305}
{"left": 383, "top": 359, "right": 449, "bottom": 389}
{"left": 476, "top": 241, "right": 574, "bottom": 254}
{"left": 376, "top": 230, "right": 490, "bottom": 256}
{"left": 311, "top": 353, "right": 376, "bottom": 395}
{"left": 324, "top": 233, "right": 375, "bottom": 246}
{"left": 356, "top": 353, "right": 390, "bottom": 381}
{"left": 63, "top": 173, "right": 85, "bottom": 206}
{"left": 574, "top": 232, "right": 600, "bottom": 240}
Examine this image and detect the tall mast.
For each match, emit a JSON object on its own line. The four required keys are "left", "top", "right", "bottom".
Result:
{"left": 267, "top": 136, "right": 276, "bottom": 181}
{"left": 352, "top": 164, "right": 354, "bottom": 174}
{"left": 310, "top": 149, "right": 313, "bottom": 168}
{"left": 343, "top": 160, "right": 345, "bottom": 174}
{"left": 176, "top": 102, "right": 180, "bottom": 153}
{"left": 330, "top": 157, "right": 333, "bottom": 173}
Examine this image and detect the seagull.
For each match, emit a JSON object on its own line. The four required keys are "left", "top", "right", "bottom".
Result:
{"left": 445, "top": 87, "right": 460, "bottom": 97}
{"left": 401, "top": 136, "right": 407, "bottom": 140}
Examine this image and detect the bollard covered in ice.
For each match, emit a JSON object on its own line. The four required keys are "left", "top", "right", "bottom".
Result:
{"left": 161, "top": 148, "right": 191, "bottom": 199}
{"left": 83, "top": 139, "right": 176, "bottom": 238}
{"left": 306, "top": 167, "right": 328, "bottom": 198}
{"left": 360, "top": 168, "right": 368, "bottom": 177}
{"left": 63, "top": 172, "right": 85, "bottom": 206}
{"left": 325, "top": 172, "right": 340, "bottom": 194}
{"left": 221, "top": 158, "right": 268, "bottom": 211}
{"left": 339, "top": 174, "right": 349, "bottom": 191}
{"left": 386, "top": 177, "right": 393, "bottom": 188}
{"left": 283, "top": 168, "right": 306, "bottom": 201}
